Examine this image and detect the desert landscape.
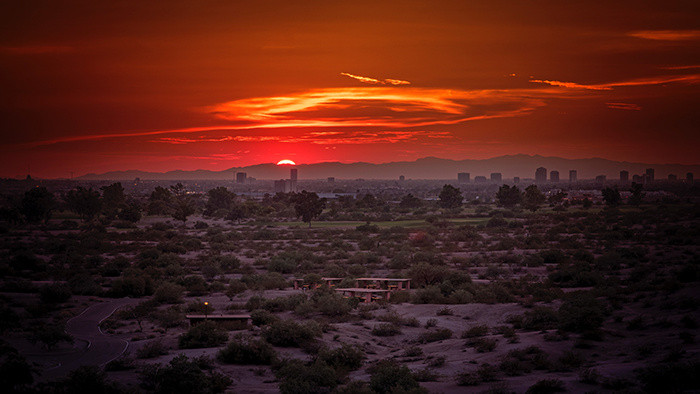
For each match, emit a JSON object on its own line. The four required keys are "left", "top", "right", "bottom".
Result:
{"left": 1, "top": 179, "right": 698, "bottom": 393}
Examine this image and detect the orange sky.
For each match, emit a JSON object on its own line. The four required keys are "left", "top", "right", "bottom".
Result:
{"left": 1, "top": 1, "right": 698, "bottom": 178}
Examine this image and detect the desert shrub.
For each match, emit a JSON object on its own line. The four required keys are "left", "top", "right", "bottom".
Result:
{"left": 456, "top": 371, "right": 480, "bottom": 386}
{"left": 315, "top": 293, "right": 353, "bottom": 317}
{"left": 413, "top": 368, "right": 439, "bottom": 381}
{"left": 526, "top": 378, "right": 566, "bottom": 394}
{"left": 402, "top": 346, "right": 424, "bottom": 357}
{"left": 217, "top": 334, "right": 277, "bottom": 365}
{"left": 462, "top": 325, "right": 489, "bottom": 338}
{"left": 469, "top": 338, "right": 498, "bottom": 353}
{"left": 389, "top": 290, "right": 412, "bottom": 304}
{"left": 154, "top": 282, "right": 184, "bottom": 304}
{"left": 424, "top": 318, "right": 437, "bottom": 328}
{"left": 372, "top": 323, "right": 401, "bottom": 337}
{"left": 416, "top": 328, "right": 452, "bottom": 343}
{"left": 412, "top": 286, "right": 447, "bottom": 304}
{"left": 241, "top": 272, "right": 287, "bottom": 290}
{"left": 262, "top": 320, "right": 321, "bottom": 347}
{"left": 137, "top": 340, "right": 169, "bottom": 359}
{"left": 140, "top": 354, "right": 231, "bottom": 394}
{"left": 507, "top": 306, "right": 558, "bottom": 331}
{"left": 558, "top": 293, "right": 607, "bottom": 333}
{"left": 39, "top": 283, "right": 72, "bottom": 304}
{"left": 181, "top": 275, "right": 209, "bottom": 296}
{"left": 409, "top": 263, "right": 450, "bottom": 287}
{"left": 250, "top": 309, "right": 280, "bottom": 326}
{"left": 499, "top": 346, "right": 550, "bottom": 376}
{"left": 317, "top": 344, "right": 364, "bottom": 372}
{"left": 151, "top": 306, "right": 186, "bottom": 329}
{"left": 436, "top": 307, "right": 453, "bottom": 316}
{"left": 275, "top": 359, "right": 340, "bottom": 394}
{"left": 178, "top": 321, "right": 228, "bottom": 349}
{"left": 369, "top": 359, "right": 426, "bottom": 394}
{"left": 56, "top": 366, "right": 124, "bottom": 394}
{"left": 225, "top": 279, "right": 247, "bottom": 299}
{"left": 552, "top": 351, "right": 584, "bottom": 372}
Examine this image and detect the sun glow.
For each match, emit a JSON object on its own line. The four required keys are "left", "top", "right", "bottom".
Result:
{"left": 276, "top": 159, "right": 296, "bottom": 165}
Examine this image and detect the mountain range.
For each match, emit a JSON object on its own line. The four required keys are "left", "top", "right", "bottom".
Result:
{"left": 78, "top": 155, "right": 700, "bottom": 181}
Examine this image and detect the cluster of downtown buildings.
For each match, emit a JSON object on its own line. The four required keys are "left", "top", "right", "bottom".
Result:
{"left": 457, "top": 167, "right": 694, "bottom": 185}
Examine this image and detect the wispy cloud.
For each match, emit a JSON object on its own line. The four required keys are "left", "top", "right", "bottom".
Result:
{"left": 341, "top": 72, "right": 411, "bottom": 85}
{"left": 628, "top": 30, "right": 700, "bottom": 41}
{"left": 154, "top": 130, "right": 454, "bottom": 146}
{"left": 606, "top": 102, "right": 641, "bottom": 111}
{"left": 530, "top": 74, "right": 700, "bottom": 90}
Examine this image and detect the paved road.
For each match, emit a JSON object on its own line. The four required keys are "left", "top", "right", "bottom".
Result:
{"left": 39, "top": 298, "right": 138, "bottom": 381}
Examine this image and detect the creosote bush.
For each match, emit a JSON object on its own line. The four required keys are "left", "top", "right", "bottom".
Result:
{"left": 217, "top": 334, "right": 277, "bottom": 365}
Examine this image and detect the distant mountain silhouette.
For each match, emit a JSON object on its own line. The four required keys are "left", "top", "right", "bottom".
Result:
{"left": 78, "top": 155, "right": 700, "bottom": 180}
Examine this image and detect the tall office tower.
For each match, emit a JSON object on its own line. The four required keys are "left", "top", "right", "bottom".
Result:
{"left": 550, "top": 170, "right": 559, "bottom": 183}
{"left": 645, "top": 168, "right": 655, "bottom": 183}
{"left": 632, "top": 174, "right": 643, "bottom": 183}
{"left": 668, "top": 174, "right": 678, "bottom": 181}
{"left": 595, "top": 175, "right": 607, "bottom": 184}
{"left": 490, "top": 173, "right": 502, "bottom": 183}
{"left": 569, "top": 170, "right": 577, "bottom": 183}
{"left": 535, "top": 167, "right": 547, "bottom": 183}
{"left": 687, "top": 172, "right": 694, "bottom": 183}
{"left": 289, "top": 168, "right": 298, "bottom": 192}
{"left": 474, "top": 176, "right": 487, "bottom": 183}
{"left": 236, "top": 172, "right": 247, "bottom": 184}
{"left": 458, "top": 172, "right": 470, "bottom": 183}
{"left": 619, "top": 170, "right": 629, "bottom": 183}
{"left": 513, "top": 177, "right": 520, "bottom": 184}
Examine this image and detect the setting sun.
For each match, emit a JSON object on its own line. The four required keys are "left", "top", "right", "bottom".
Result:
{"left": 276, "top": 159, "right": 296, "bottom": 166}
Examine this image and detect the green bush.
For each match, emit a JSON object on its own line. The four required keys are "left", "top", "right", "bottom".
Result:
{"left": 262, "top": 320, "right": 321, "bottom": 347}
{"left": 275, "top": 359, "right": 340, "bottom": 394}
{"left": 558, "top": 293, "right": 607, "bottom": 333}
{"left": 416, "top": 328, "right": 452, "bottom": 343}
{"left": 39, "top": 283, "right": 72, "bottom": 304}
{"left": 178, "top": 321, "right": 228, "bottom": 349}
{"left": 250, "top": 309, "right": 280, "bottom": 326}
{"left": 217, "top": 334, "right": 277, "bottom": 365}
{"left": 317, "top": 344, "right": 364, "bottom": 372}
{"left": 140, "top": 354, "right": 231, "bottom": 394}
{"left": 371, "top": 323, "right": 401, "bottom": 337}
{"left": 137, "top": 340, "right": 169, "bottom": 359}
{"left": 462, "top": 325, "right": 489, "bottom": 338}
{"left": 369, "top": 360, "right": 426, "bottom": 394}
{"left": 154, "top": 282, "right": 184, "bottom": 304}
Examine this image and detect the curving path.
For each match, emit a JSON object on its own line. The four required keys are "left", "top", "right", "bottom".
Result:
{"left": 40, "top": 298, "right": 138, "bottom": 381}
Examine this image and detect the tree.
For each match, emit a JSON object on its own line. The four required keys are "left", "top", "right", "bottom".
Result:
{"left": 495, "top": 185, "right": 522, "bottom": 207}
{"left": 65, "top": 187, "right": 102, "bottom": 220}
{"left": 204, "top": 187, "right": 236, "bottom": 216}
{"left": 170, "top": 183, "right": 196, "bottom": 224}
{"left": 628, "top": 182, "right": 644, "bottom": 206}
{"left": 294, "top": 191, "right": 326, "bottom": 227}
{"left": 602, "top": 187, "right": 621, "bottom": 206}
{"left": 20, "top": 187, "right": 55, "bottom": 224}
{"left": 100, "top": 182, "right": 125, "bottom": 219}
{"left": 148, "top": 186, "right": 173, "bottom": 215}
{"left": 438, "top": 184, "right": 462, "bottom": 209}
{"left": 399, "top": 193, "right": 422, "bottom": 208}
{"left": 522, "top": 185, "right": 546, "bottom": 212}
{"left": 117, "top": 199, "right": 142, "bottom": 223}
{"left": 29, "top": 324, "right": 73, "bottom": 350}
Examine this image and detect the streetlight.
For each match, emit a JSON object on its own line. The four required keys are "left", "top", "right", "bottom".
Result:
{"left": 204, "top": 302, "right": 209, "bottom": 320}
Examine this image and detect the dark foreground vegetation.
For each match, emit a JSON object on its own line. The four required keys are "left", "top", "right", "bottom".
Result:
{"left": 0, "top": 179, "right": 698, "bottom": 393}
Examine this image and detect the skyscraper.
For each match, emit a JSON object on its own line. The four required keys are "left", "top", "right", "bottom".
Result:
{"left": 490, "top": 173, "right": 502, "bottom": 183}
{"left": 289, "top": 168, "right": 298, "bottom": 192}
{"left": 619, "top": 170, "right": 629, "bottom": 183}
{"left": 668, "top": 174, "right": 677, "bottom": 181}
{"left": 595, "top": 175, "right": 606, "bottom": 184}
{"left": 645, "top": 168, "right": 655, "bottom": 183}
{"left": 458, "top": 173, "right": 470, "bottom": 183}
{"left": 535, "top": 167, "right": 547, "bottom": 183}
{"left": 569, "top": 170, "right": 577, "bottom": 183}
{"left": 550, "top": 170, "right": 559, "bottom": 183}
{"left": 274, "top": 179, "right": 288, "bottom": 193}
{"left": 236, "top": 172, "right": 247, "bottom": 184}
